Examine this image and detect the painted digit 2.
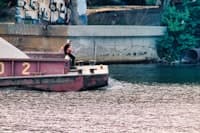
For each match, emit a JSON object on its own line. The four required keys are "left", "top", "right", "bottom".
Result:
{"left": 22, "top": 62, "right": 31, "bottom": 75}
{"left": 0, "top": 62, "right": 4, "bottom": 75}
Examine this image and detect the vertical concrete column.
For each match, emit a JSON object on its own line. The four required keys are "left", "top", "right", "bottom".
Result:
{"left": 70, "top": 0, "right": 79, "bottom": 24}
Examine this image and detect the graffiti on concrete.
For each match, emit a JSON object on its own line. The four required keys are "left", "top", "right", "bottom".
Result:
{"left": 15, "top": 0, "right": 71, "bottom": 24}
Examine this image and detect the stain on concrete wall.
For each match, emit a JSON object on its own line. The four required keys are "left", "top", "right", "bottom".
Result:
{"left": 71, "top": 37, "right": 159, "bottom": 63}
{"left": 0, "top": 24, "right": 165, "bottom": 63}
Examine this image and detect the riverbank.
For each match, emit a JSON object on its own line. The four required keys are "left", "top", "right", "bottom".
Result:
{"left": 0, "top": 78, "right": 199, "bottom": 132}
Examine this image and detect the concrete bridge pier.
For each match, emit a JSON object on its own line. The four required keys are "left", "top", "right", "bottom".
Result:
{"left": 0, "top": 24, "right": 166, "bottom": 63}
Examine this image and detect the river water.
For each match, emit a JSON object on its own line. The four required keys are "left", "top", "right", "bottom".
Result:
{"left": 0, "top": 64, "right": 200, "bottom": 132}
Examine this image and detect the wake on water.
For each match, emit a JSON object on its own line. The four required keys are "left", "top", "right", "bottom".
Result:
{"left": 103, "top": 77, "right": 141, "bottom": 91}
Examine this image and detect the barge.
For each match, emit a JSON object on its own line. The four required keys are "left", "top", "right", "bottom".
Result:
{"left": 0, "top": 37, "right": 109, "bottom": 92}
{"left": 0, "top": 57, "right": 109, "bottom": 91}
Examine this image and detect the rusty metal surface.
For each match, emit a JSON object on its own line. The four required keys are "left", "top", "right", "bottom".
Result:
{"left": 83, "top": 75, "right": 108, "bottom": 89}
{"left": 0, "top": 58, "right": 109, "bottom": 91}
{"left": 0, "top": 74, "right": 83, "bottom": 91}
{"left": 24, "top": 76, "right": 84, "bottom": 92}
{"left": 0, "top": 74, "right": 108, "bottom": 91}
{"left": 0, "top": 58, "right": 68, "bottom": 77}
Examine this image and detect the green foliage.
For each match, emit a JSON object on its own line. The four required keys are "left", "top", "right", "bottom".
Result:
{"left": 157, "top": 0, "right": 200, "bottom": 62}
{"left": 0, "top": 0, "right": 16, "bottom": 8}
{"left": 188, "top": 0, "right": 200, "bottom": 41}
{"left": 162, "top": 6, "right": 189, "bottom": 32}
{"left": 0, "top": 0, "right": 7, "bottom": 8}
{"left": 145, "top": 0, "right": 156, "bottom": 5}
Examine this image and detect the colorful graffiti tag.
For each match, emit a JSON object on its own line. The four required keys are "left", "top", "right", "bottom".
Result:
{"left": 15, "top": 0, "right": 72, "bottom": 24}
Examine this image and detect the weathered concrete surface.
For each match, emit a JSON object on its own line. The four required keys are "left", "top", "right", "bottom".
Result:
{"left": 0, "top": 24, "right": 166, "bottom": 62}
{"left": 87, "top": 6, "right": 162, "bottom": 25}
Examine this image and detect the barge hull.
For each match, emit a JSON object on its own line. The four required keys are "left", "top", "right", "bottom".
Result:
{"left": 0, "top": 74, "right": 108, "bottom": 92}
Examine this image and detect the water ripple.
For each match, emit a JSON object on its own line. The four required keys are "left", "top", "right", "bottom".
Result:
{"left": 0, "top": 78, "right": 199, "bottom": 132}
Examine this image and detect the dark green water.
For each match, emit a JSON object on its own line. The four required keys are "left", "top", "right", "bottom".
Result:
{"left": 109, "top": 64, "right": 200, "bottom": 84}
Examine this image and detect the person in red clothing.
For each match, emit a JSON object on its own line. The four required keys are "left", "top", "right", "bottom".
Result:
{"left": 63, "top": 40, "right": 76, "bottom": 68}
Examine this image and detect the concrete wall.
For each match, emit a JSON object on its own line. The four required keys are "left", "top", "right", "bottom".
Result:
{"left": 88, "top": 7, "right": 161, "bottom": 25}
{"left": 0, "top": 24, "right": 166, "bottom": 63}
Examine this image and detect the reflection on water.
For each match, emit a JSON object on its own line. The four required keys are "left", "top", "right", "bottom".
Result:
{"left": 109, "top": 64, "right": 200, "bottom": 84}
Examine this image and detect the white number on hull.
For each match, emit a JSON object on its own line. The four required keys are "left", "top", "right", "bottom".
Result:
{"left": 22, "top": 62, "right": 31, "bottom": 75}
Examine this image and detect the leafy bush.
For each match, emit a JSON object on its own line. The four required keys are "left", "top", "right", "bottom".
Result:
{"left": 157, "top": 0, "right": 200, "bottom": 62}
{"left": 145, "top": 0, "right": 156, "bottom": 5}
{"left": 0, "top": 0, "right": 7, "bottom": 8}
{"left": 0, "top": 0, "right": 16, "bottom": 8}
